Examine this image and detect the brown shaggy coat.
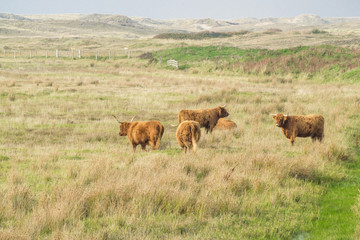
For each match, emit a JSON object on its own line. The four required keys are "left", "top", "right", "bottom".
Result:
{"left": 176, "top": 120, "right": 201, "bottom": 153}
{"left": 213, "top": 118, "right": 237, "bottom": 130}
{"left": 272, "top": 113, "right": 324, "bottom": 145}
{"left": 178, "top": 106, "right": 229, "bottom": 133}
{"left": 118, "top": 121, "right": 164, "bottom": 152}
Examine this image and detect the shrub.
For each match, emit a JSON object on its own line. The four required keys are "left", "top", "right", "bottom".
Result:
{"left": 311, "top": 29, "right": 327, "bottom": 34}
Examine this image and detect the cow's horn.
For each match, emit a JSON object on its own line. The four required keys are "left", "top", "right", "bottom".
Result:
{"left": 130, "top": 116, "right": 136, "bottom": 122}
{"left": 221, "top": 104, "right": 226, "bottom": 108}
{"left": 112, "top": 115, "right": 122, "bottom": 123}
{"left": 270, "top": 114, "right": 276, "bottom": 116}
{"left": 284, "top": 114, "right": 288, "bottom": 117}
{"left": 170, "top": 124, "right": 178, "bottom": 127}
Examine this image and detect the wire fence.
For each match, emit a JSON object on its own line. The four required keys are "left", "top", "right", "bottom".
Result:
{"left": 0, "top": 48, "right": 146, "bottom": 60}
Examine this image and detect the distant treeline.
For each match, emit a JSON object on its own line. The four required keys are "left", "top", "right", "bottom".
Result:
{"left": 153, "top": 31, "right": 249, "bottom": 40}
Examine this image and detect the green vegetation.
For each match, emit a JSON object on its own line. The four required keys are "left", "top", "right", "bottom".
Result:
{"left": 151, "top": 45, "right": 360, "bottom": 82}
{"left": 154, "top": 30, "right": 249, "bottom": 40}
{"left": 309, "top": 157, "right": 360, "bottom": 239}
{"left": 311, "top": 29, "right": 328, "bottom": 34}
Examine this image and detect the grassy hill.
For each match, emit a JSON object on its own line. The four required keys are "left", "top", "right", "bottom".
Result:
{"left": 149, "top": 45, "right": 360, "bottom": 82}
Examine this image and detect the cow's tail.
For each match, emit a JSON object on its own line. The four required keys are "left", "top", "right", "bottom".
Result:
{"left": 160, "top": 124, "right": 165, "bottom": 138}
{"left": 154, "top": 124, "right": 165, "bottom": 150}
{"left": 190, "top": 124, "right": 198, "bottom": 152}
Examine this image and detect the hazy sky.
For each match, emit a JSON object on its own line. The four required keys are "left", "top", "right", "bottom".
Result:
{"left": 1, "top": 0, "right": 360, "bottom": 19}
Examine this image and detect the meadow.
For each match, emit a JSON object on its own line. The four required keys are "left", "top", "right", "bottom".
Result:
{"left": 0, "top": 39, "right": 360, "bottom": 239}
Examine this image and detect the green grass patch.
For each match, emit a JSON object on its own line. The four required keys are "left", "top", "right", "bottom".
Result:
{"left": 160, "top": 149, "right": 182, "bottom": 156}
{"left": 309, "top": 154, "right": 360, "bottom": 239}
{"left": 151, "top": 45, "right": 360, "bottom": 81}
{"left": 342, "top": 67, "right": 360, "bottom": 82}
{"left": 154, "top": 30, "right": 249, "bottom": 40}
{"left": 0, "top": 155, "right": 9, "bottom": 161}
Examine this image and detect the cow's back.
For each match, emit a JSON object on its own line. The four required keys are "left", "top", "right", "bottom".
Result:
{"left": 214, "top": 118, "right": 237, "bottom": 130}
{"left": 128, "top": 121, "right": 163, "bottom": 144}
{"left": 290, "top": 115, "right": 324, "bottom": 137}
{"left": 179, "top": 110, "right": 207, "bottom": 126}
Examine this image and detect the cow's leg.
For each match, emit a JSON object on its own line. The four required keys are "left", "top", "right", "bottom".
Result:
{"left": 183, "top": 147, "right": 187, "bottom": 154}
{"left": 317, "top": 133, "right": 323, "bottom": 142}
{"left": 152, "top": 135, "right": 161, "bottom": 150}
{"left": 149, "top": 140, "right": 155, "bottom": 151}
{"left": 290, "top": 135, "right": 295, "bottom": 145}
{"left": 141, "top": 144, "right": 147, "bottom": 151}
{"left": 132, "top": 143, "right": 137, "bottom": 153}
{"left": 311, "top": 136, "right": 316, "bottom": 142}
{"left": 289, "top": 130, "right": 297, "bottom": 145}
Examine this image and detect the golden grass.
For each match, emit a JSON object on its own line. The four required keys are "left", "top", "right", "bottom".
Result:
{"left": 0, "top": 54, "right": 359, "bottom": 239}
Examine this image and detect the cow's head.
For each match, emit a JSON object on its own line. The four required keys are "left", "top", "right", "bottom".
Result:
{"left": 119, "top": 122, "right": 131, "bottom": 136}
{"left": 218, "top": 105, "right": 229, "bottom": 118}
{"left": 113, "top": 115, "right": 135, "bottom": 136}
{"left": 271, "top": 113, "right": 288, "bottom": 127}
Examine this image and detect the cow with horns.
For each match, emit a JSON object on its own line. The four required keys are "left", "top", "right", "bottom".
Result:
{"left": 176, "top": 105, "right": 229, "bottom": 133}
{"left": 271, "top": 113, "right": 324, "bottom": 145}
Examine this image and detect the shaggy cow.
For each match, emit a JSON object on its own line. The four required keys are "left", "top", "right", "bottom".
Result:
{"left": 271, "top": 113, "right": 324, "bottom": 145}
{"left": 213, "top": 118, "right": 237, "bottom": 130}
{"left": 113, "top": 116, "right": 164, "bottom": 152}
{"left": 177, "top": 106, "right": 229, "bottom": 133}
{"left": 176, "top": 120, "right": 201, "bottom": 153}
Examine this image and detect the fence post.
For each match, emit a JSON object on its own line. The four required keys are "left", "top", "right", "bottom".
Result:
{"left": 56, "top": 49, "right": 59, "bottom": 58}
{"left": 78, "top": 50, "right": 81, "bottom": 58}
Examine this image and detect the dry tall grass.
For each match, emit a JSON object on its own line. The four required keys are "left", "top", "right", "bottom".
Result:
{"left": 0, "top": 56, "right": 359, "bottom": 239}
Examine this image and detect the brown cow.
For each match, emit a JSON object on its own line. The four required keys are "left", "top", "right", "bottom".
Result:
{"left": 213, "top": 118, "right": 237, "bottom": 130}
{"left": 177, "top": 106, "right": 229, "bottom": 133}
{"left": 113, "top": 116, "right": 164, "bottom": 152}
{"left": 271, "top": 113, "right": 324, "bottom": 145}
{"left": 176, "top": 120, "right": 201, "bottom": 153}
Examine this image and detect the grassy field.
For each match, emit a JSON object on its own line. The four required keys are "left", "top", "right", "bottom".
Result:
{"left": 0, "top": 40, "right": 359, "bottom": 239}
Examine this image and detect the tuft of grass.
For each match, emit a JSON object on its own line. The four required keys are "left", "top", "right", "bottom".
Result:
{"left": 8, "top": 92, "right": 15, "bottom": 101}
{"left": 0, "top": 155, "right": 9, "bottom": 161}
